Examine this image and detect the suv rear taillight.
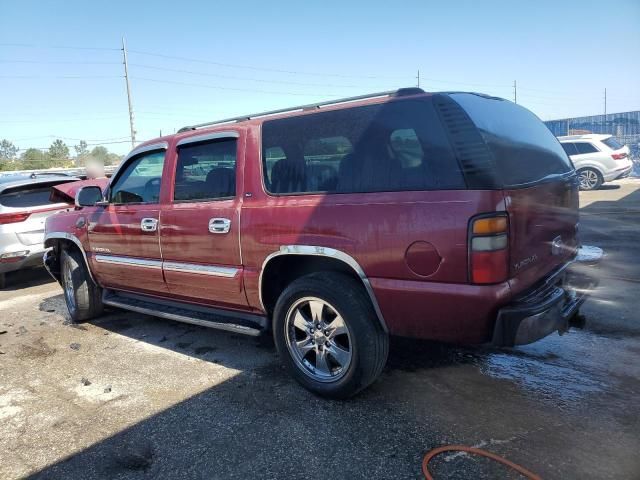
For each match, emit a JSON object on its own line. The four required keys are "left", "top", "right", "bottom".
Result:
{"left": 469, "top": 214, "right": 509, "bottom": 284}
{"left": 612, "top": 152, "right": 628, "bottom": 160}
{"left": 0, "top": 212, "right": 31, "bottom": 225}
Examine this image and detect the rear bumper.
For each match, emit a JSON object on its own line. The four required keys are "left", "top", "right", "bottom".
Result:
{"left": 604, "top": 162, "right": 633, "bottom": 182}
{"left": 0, "top": 247, "right": 47, "bottom": 274}
{"left": 492, "top": 245, "right": 602, "bottom": 347}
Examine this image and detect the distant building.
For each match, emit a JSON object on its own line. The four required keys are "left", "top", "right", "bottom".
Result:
{"left": 545, "top": 111, "right": 640, "bottom": 161}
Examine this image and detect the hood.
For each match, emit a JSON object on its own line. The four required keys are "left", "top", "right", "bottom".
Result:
{"left": 49, "top": 178, "right": 109, "bottom": 204}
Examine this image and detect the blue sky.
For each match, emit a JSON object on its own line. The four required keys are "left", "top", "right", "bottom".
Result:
{"left": 2, "top": 0, "right": 639, "bottom": 155}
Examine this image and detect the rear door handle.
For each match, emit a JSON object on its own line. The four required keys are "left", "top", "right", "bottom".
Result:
{"left": 140, "top": 218, "right": 158, "bottom": 232}
{"left": 209, "top": 218, "right": 231, "bottom": 234}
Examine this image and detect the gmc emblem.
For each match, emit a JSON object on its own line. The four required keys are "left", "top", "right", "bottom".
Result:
{"left": 551, "top": 236, "right": 563, "bottom": 256}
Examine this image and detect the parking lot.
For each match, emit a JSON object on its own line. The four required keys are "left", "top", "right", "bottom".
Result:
{"left": 1, "top": 179, "right": 639, "bottom": 479}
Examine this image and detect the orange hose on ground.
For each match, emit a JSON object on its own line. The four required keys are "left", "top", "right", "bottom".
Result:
{"left": 422, "top": 445, "right": 542, "bottom": 480}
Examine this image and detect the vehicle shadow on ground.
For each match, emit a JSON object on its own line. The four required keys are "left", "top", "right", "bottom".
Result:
{"left": 31, "top": 296, "right": 639, "bottom": 478}
{"left": 1, "top": 268, "right": 54, "bottom": 291}
{"left": 596, "top": 184, "right": 621, "bottom": 191}
{"left": 39, "top": 291, "right": 481, "bottom": 378}
{"left": 32, "top": 295, "right": 495, "bottom": 480}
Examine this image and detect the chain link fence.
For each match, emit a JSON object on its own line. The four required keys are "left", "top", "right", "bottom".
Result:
{"left": 545, "top": 111, "right": 640, "bottom": 176}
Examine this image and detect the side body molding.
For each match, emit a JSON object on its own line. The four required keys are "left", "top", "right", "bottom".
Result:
{"left": 259, "top": 245, "right": 388, "bottom": 333}
{"left": 44, "top": 232, "right": 97, "bottom": 284}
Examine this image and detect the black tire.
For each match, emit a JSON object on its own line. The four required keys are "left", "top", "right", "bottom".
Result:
{"left": 577, "top": 168, "right": 603, "bottom": 191}
{"left": 273, "top": 272, "right": 388, "bottom": 399}
{"left": 61, "top": 248, "right": 103, "bottom": 323}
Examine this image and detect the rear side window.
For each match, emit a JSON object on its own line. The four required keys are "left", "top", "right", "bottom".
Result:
{"left": 561, "top": 143, "right": 578, "bottom": 156}
{"left": 574, "top": 143, "right": 598, "bottom": 154}
{"left": 0, "top": 181, "right": 70, "bottom": 208}
{"left": 602, "top": 137, "right": 624, "bottom": 150}
{"left": 261, "top": 99, "right": 465, "bottom": 195}
{"left": 174, "top": 138, "right": 237, "bottom": 201}
{"left": 448, "top": 93, "right": 573, "bottom": 187}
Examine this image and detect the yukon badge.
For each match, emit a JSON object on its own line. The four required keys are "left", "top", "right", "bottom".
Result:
{"left": 551, "top": 236, "right": 563, "bottom": 256}
{"left": 514, "top": 254, "right": 538, "bottom": 271}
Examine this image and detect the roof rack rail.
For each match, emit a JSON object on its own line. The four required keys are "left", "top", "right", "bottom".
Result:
{"left": 177, "top": 87, "right": 425, "bottom": 133}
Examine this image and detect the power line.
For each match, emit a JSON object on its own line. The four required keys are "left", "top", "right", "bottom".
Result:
{"left": 0, "top": 115, "right": 126, "bottom": 124}
{"left": 0, "top": 59, "right": 121, "bottom": 65}
{"left": 417, "top": 76, "right": 510, "bottom": 89}
{"left": 517, "top": 85, "right": 603, "bottom": 96}
{"left": 10, "top": 135, "right": 130, "bottom": 142}
{"left": 128, "top": 63, "right": 394, "bottom": 89}
{"left": 0, "top": 43, "right": 119, "bottom": 51}
{"left": 517, "top": 93, "right": 585, "bottom": 102}
{"left": 0, "top": 74, "right": 122, "bottom": 79}
{"left": 131, "top": 76, "right": 340, "bottom": 97}
{"left": 128, "top": 49, "right": 408, "bottom": 80}
{"left": 15, "top": 140, "right": 135, "bottom": 151}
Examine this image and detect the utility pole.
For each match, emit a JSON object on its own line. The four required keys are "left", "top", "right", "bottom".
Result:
{"left": 513, "top": 80, "right": 517, "bottom": 104}
{"left": 416, "top": 69, "right": 420, "bottom": 88}
{"left": 604, "top": 88, "right": 607, "bottom": 133}
{"left": 122, "top": 37, "right": 136, "bottom": 150}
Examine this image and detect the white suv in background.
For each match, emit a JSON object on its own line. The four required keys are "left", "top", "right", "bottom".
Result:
{"left": 0, "top": 173, "right": 77, "bottom": 289}
{"left": 558, "top": 134, "right": 633, "bottom": 190}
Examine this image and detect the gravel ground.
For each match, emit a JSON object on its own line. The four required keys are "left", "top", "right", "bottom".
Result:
{"left": 1, "top": 178, "right": 639, "bottom": 479}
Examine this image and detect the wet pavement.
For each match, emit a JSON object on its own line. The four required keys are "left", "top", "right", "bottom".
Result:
{"left": 0, "top": 179, "right": 639, "bottom": 479}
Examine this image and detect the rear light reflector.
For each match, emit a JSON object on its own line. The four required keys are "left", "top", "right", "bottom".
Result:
{"left": 0, "top": 250, "right": 30, "bottom": 263}
{"left": 469, "top": 214, "right": 509, "bottom": 284}
{"left": 612, "top": 153, "right": 627, "bottom": 160}
{"left": 0, "top": 212, "right": 31, "bottom": 225}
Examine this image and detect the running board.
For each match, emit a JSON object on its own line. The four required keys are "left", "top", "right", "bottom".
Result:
{"left": 102, "top": 290, "right": 266, "bottom": 337}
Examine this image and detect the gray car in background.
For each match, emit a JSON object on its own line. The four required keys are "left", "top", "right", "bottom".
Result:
{"left": 0, "top": 173, "right": 77, "bottom": 289}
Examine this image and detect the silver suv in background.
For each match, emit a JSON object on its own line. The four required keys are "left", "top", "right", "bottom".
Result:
{"left": 558, "top": 134, "right": 633, "bottom": 190}
{"left": 0, "top": 173, "right": 77, "bottom": 289}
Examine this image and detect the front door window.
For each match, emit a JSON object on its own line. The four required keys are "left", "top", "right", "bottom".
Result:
{"left": 110, "top": 151, "right": 166, "bottom": 204}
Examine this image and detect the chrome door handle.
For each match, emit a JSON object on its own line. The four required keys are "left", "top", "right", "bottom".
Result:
{"left": 209, "top": 218, "right": 231, "bottom": 234}
{"left": 140, "top": 218, "right": 158, "bottom": 232}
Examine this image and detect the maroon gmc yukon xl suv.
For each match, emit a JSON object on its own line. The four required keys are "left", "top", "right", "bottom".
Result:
{"left": 44, "top": 88, "right": 601, "bottom": 398}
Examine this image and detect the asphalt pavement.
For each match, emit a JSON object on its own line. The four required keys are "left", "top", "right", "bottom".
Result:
{"left": 1, "top": 179, "right": 639, "bottom": 479}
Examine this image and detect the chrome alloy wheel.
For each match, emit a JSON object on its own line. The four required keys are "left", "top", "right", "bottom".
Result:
{"left": 284, "top": 297, "right": 352, "bottom": 382}
{"left": 579, "top": 169, "right": 599, "bottom": 190}
{"left": 62, "top": 260, "right": 76, "bottom": 311}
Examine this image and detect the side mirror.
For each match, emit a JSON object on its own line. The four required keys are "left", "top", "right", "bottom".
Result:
{"left": 75, "top": 186, "right": 105, "bottom": 208}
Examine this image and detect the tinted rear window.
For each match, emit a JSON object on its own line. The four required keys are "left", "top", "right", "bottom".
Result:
{"left": 561, "top": 143, "right": 578, "bottom": 156}
{"left": 0, "top": 182, "right": 69, "bottom": 208}
{"left": 602, "top": 136, "right": 624, "bottom": 150}
{"left": 574, "top": 142, "right": 598, "bottom": 154}
{"left": 449, "top": 93, "right": 573, "bottom": 187}
{"left": 261, "top": 99, "right": 465, "bottom": 195}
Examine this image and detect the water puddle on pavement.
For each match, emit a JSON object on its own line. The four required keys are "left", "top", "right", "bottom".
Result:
{"left": 475, "top": 329, "right": 637, "bottom": 404}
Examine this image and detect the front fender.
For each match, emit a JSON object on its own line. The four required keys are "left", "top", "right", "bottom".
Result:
{"left": 44, "top": 211, "right": 95, "bottom": 283}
